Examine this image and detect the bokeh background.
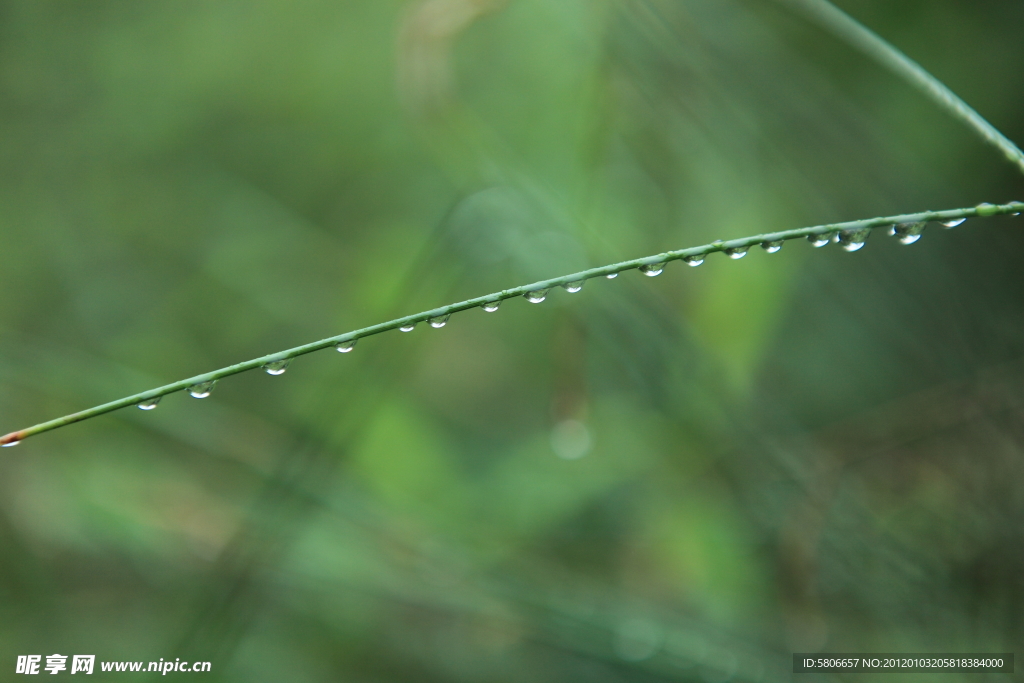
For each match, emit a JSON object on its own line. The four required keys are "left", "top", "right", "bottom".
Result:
{"left": 2, "top": 0, "right": 1023, "bottom": 680}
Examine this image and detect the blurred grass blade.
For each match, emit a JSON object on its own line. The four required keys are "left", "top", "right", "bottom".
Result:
{"left": 774, "top": 0, "right": 1024, "bottom": 176}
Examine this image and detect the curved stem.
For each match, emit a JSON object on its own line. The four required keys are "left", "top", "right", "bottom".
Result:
{"left": 2, "top": 201, "right": 1021, "bottom": 447}
{"left": 773, "top": 0, "right": 1024, "bottom": 177}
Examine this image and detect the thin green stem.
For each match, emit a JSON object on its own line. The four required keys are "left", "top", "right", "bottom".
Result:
{"left": 2, "top": 201, "right": 1021, "bottom": 447}
{"left": 773, "top": 0, "right": 1024, "bottom": 177}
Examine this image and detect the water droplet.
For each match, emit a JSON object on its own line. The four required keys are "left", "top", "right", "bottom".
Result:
{"left": 551, "top": 420, "right": 592, "bottom": 460}
{"left": 682, "top": 255, "right": 704, "bottom": 267}
{"left": 188, "top": 381, "right": 216, "bottom": 398}
{"left": 941, "top": 217, "right": 966, "bottom": 228}
{"left": 975, "top": 202, "right": 999, "bottom": 216}
{"left": 2, "top": 439, "right": 20, "bottom": 447}
{"left": 761, "top": 240, "right": 784, "bottom": 253}
{"left": 335, "top": 339, "right": 357, "bottom": 353}
{"left": 524, "top": 289, "right": 548, "bottom": 303}
{"left": 837, "top": 228, "right": 871, "bottom": 252}
{"left": 891, "top": 221, "right": 925, "bottom": 244}
{"left": 428, "top": 314, "right": 450, "bottom": 328}
{"left": 482, "top": 300, "right": 502, "bottom": 312}
{"left": 562, "top": 280, "right": 585, "bottom": 293}
{"left": 138, "top": 396, "right": 161, "bottom": 410}
{"left": 807, "top": 233, "right": 832, "bottom": 248}
{"left": 639, "top": 262, "right": 664, "bottom": 276}
{"left": 399, "top": 323, "right": 416, "bottom": 332}
{"left": 605, "top": 272, "right": 619, "bottom": 279}
{"left": 263, "top": 359, "right": 290, "bottom": 375}
{"left": 724, "top": 247, "right": 748, "bottom": 259}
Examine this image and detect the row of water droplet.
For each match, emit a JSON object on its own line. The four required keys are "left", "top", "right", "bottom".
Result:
{"left": 118, "top": 209, "right": 1007, "bottom": 414}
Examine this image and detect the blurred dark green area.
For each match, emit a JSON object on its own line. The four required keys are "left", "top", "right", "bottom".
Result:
{"left": 1, "top": 0, "right": 1024, "bottom": 680}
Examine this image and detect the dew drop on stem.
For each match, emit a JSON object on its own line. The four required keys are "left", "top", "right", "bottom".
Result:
{"left": 975, "top": 202, "right": 999, "bottom": 216}
{"left": 188, "top": 381, "right": 216, "bottom": 398}
{"left": 335, "top": 339, "right": 357, "bottom": 353}
{"left": 524, "top": 289, "right": 548, "bottom": 303}
{"left": 263, "top": 359, "right": 290, "bottom": 375}
{"left": 837, "top": 228, "right": 871, "bottom": 252}
{"left": 562, "top": 280, "right": 585, "bottom": 293}
{"left": 941, "top": 217, "right": 966, "bottom": 228}
{"left": 682, "top": 255, "right": 704, "bottom": 267}
{"left": 639, "top": 263, "right": 664, "bottom": 276}
{"left": 428, "top": 314, "right": 450, "bottom": 328}
{"left": 891, "top": 222, "right": 925, "bottom": 245}
{"left": 605, "top": 272, "right": 618, "bottom": 279}
{"left": 399, "top": 323, "right": 416, "bottom": 332}
{"left": 2, "top": 440, "right": 20, "bottom": 447}
{"left": 761, "top": 241, "right": 784, "bottom": 253}
{"left": 138, "top": 396, "right": 161, "bottom": 410}
{"left": 482, "top": 300, "right": 501, "bottom": 312}
{"left": 724, "top": 247, "right": 748, "bottom": 259}
{"left": 807, "top": 233, "right": 832, "bottom": 248}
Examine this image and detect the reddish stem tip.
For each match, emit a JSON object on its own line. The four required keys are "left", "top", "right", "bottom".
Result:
{"left": 0, "top": 431, "right": 25, "bottom": 446}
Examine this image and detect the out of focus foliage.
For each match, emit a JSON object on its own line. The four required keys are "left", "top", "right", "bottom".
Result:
{"left": 1, "top": 1, "right": 1023, "bottom": 681}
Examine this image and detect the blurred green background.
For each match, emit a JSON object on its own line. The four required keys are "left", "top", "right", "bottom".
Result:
{"left": 1, "top": 0, "right": 1023, "bottom": 680}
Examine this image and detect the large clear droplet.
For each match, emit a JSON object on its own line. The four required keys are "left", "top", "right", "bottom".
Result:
{"left": 682, "top": 255, "right": 704, "bottom": 267}
{"left": 807, "top": 233, "right": 832, "bottom": 248}
{"left": 639, "top": 262, "right": 664, "bottom": 277}
{"left": 891, "top": 221, "right": 925, "bottom": 245}
{"left": 188, "top": 381, "right": 216, "bottom": 398}
{"left": 482, "top": 300, "right": 501, "bottom": 312}
{"left": 724, "top": 247, "right": 748, "bottom": 259}
{"left": 138, "top": 396, "right": 161, "bottom": 410}
{"left": 941, "top": 217, "right": 966, "bottom": 228}
{"left": 562, "top": 280, "right": 585, "bottom": 293}
{"left": 761, "top": 240, "right": 784, "bottom": 254}
{"left": 335, "top": 339, "right": 357, "bottom": 353}
{"left": 1, "top": 439, "right": 20, "bottom": 447}
{"left": 837, "top": 228, "right": 871, "bottom": 252}
{"left": 524, "top": 289, "right": 548, "bottom": 303}
{"left": 428, "top": 314, "right": 450, "bottom": 328}
{"left": 399, "top": 323, "right": 416, "bottom": 332}
{"left": 605, "top": 272, "right": 618, "bottom": 279}
{"left": 263, "top": 359, "right": 290, "bottom": 375}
